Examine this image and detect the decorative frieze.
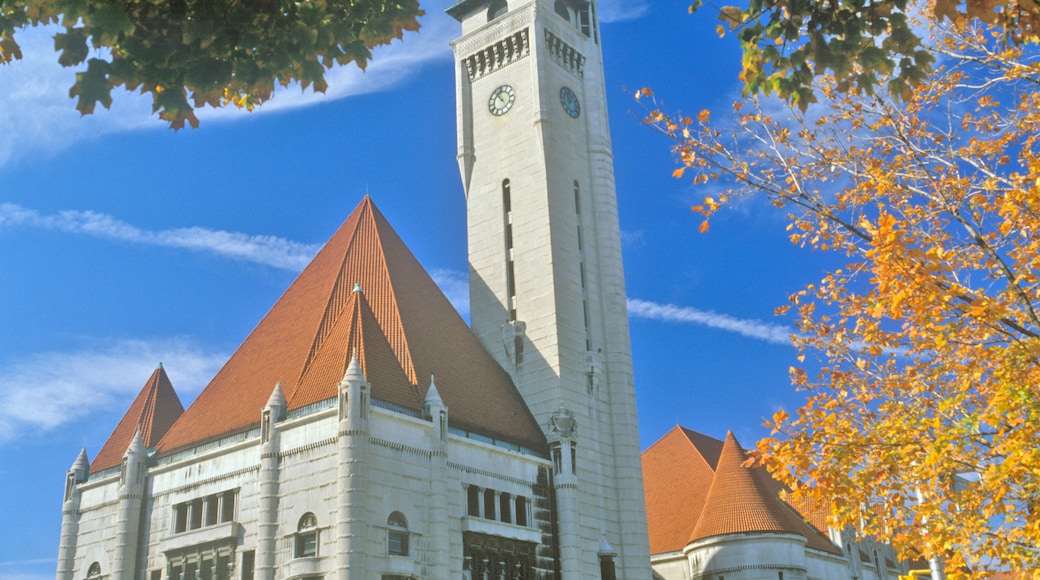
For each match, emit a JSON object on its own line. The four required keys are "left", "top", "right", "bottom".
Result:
{"left": 544, "top": 28, "right": 585, "bottom": 79}
{"left": 461, "top": 28, "right": 531, "bottom": 81}
{"left": 451, "top": 4, "right": 535, "bottom": 57}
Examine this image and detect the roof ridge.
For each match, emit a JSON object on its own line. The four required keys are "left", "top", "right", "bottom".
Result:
{"left": 299, "top": 208, "right": 368, "bottom": 383}
{"left": 368, "top": 206, "right": 418, "bottom": 384}
{"left": 679, "top": 427, "right": 724, "bottom": 474}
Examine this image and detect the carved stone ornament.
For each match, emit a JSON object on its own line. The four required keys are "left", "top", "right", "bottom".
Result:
{"left": 550, "top": 404, "right": 577, "bottom": 438}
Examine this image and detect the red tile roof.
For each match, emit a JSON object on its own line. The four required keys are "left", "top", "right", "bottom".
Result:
{"left": 157, "top": 196, "right": 546, "bottom": 454}
{"left": 92, "top": 364, "right": 184, "bottom": 472}
{"left": 643, "top": 427, "right": 841, "bottom": 555}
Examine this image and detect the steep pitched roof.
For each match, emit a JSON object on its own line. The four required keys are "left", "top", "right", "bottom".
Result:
{"left": 642, "top": 427, "right": 841, "bottom": 555}
{"left": 92, "top": 364, "right": 184, "bottom": 472}
{"left": 642, "top": 427, "right": 721, "bottom": 554}
{"left": 157, "top": 196, "right": 546, "bottom": 454}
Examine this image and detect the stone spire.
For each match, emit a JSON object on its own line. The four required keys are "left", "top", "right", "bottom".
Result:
{"left": 424, "top": 374, "right": 444, "bottom": 407}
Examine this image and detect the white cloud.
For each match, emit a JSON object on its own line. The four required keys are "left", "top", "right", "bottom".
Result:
{"left": 620, "top": 229, "right": 645, "bottom": 246}
{"left": 0, "top": 339, "right": 226, "bottom": 445}
{"left": 627, "top": 298, "right": 794, "bottom": 345}
{"left": 598, "top": 0, "right": 651, "bottom": 22}
{"left": 0, "top": 1, "right": 456, "bottom": 168}
{"left": 0, "top": 203, "right": 321, "bottom": 270}
{"left": 430, "top": 267, "right": 470, "bottom": 318}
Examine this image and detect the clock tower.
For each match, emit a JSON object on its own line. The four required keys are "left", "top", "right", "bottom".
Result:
{"left": 448, "top": 1, "right": 651, "bottom": 577}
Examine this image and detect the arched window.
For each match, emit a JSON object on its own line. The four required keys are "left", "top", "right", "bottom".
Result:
{"left": 387, "top": 511, "right": 409, "bottom": 556}
{"left": 295, "top": 512, "right": 318, "bottom": 558}
{"left": 554, "top": 0, "right": 570, "bottom": 20}
{"left": 487, "top": 0, "right": 507, "bottom": 20}
{"left": 86, "top": 562, "right": 101, "bottom": 578}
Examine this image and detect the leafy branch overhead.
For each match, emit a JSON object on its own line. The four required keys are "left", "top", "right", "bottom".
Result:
{"left": 0, "top": 0, "right": 423, "bottom": 128}
{"left": 695, "top": 0, "right": 1040, "bottom": 107}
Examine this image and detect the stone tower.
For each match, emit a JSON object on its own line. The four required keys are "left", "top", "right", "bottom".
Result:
{"left": 449, "top": 1, "right": 651, "bottom": 577}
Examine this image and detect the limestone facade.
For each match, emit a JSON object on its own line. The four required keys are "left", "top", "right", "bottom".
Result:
{"left": 60, "top": 372, "right": 556, "bottom": 579}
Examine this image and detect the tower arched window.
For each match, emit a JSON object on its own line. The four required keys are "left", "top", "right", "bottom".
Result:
{"left": 86, "top": 562, "right": 101, "bottom": 578}
{"left": 295, "top": 512, "right": 319, "bottom": 558}
{"left": 554, "top": 0, "right": 570, "bottom": 20}
{"left": 487, "top": 0, "right": 507, "bottom": 20}
{"left": 503, "top": 179, "right": 518, "bottom": 323}
{"left": 387, "top": 511, "right": 409, "bottom": 556}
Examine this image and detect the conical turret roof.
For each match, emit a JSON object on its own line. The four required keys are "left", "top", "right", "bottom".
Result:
{"left": 689, "top": 431, "right": 794, "bottom": 541}
{"left": 92, "top": 364, "right": 184, "bottom": 472}
{"left": 158, "top": 197, "right": 546, "bottom": 454}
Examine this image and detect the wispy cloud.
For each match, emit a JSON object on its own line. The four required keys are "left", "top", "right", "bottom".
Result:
{"left": 0, "top": 203, "right": 321, "bottom": 270}
{"left": 0, "top": 339, "right": 226, "bottom": 445}
{"left": 0, "top": 0, "right": 456, "bottom": 168}
{"left": 430, "top": 267, "right": 470, "bottom": 318}
{"left": 620, "top": 229, "right": 645, "bottom": 247}
{"left": 627, "top": 298, "right": 795, "bottom": 345}
{"left": 598, "top": 0, "right": 651, "bottom": 22}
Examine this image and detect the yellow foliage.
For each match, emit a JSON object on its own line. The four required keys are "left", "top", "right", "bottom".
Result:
{"left": 641, "top": 14, "right": 1040, "bottom": 577}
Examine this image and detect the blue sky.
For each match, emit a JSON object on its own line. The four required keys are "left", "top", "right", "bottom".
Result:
{"left": 0, "top": 2, "right": 837, "bottom": 577}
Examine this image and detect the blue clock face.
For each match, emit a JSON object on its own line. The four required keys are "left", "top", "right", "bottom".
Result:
{"left": 560, "top": 86, "right": 580, "bottom": 118}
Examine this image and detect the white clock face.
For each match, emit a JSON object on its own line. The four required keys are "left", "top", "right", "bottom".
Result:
{"left": 489, "top": 85, "right": 516, "bottom": 116}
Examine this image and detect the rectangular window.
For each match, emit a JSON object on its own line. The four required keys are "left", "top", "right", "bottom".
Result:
{"left": 204, "top": 496, "right": 218, "bottom": 526}
{"left": 151, "top": 570, "right": 161, "bottom": 580}
{"left": 515, "top": 496, "right": 528, "bottom": 527}
{"left": 599, "top": 555, "right": 616, "bottom": 580}
{"left": 221, "top": 490, "right": 236, "bottom": 522}
{"left": 295, "top": 531, "right": 318, "bottom": 558}
{"left": 467, "top": 485, "right": 481, "bottom": 517}
{"left": 388, "top": 530, "right": 409, "bottom": 556}
{"left": 499, "top": 493, "right": 512, "bottom": 523}
{"left": 241, "top": 551, "right": 255, "bottom": 580}
{"left": 174, "top": 504, "right": 188, "bottom": 533}
{"left": 189, "top": 499, "right": 203, "bottom": 530}
{"left": 483, "top": 489, "right": 496, "bottom": 520}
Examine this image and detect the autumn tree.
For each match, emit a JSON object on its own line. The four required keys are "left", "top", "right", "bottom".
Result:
{"left": 641, "top": 6, "right": 1040, "bottom": 577}
{"left": 0, "top": 0, "right": 423, "bottom": 128}
{"left": 700, "top": 0, "right": 1040, "bottom": 107}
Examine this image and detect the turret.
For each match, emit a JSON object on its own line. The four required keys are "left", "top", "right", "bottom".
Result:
{"left": 338, "top": 352, "right": 370, "bottom": 427}
{"left": 548, "top": 403, "right": 581, "bottom": 577}
{"left": 257, "top": 383, "right": 285, "bottom": 580}
{"left": 424, "top": 375, "right": 451, "bottom": 577}
{"left": 112, "top": 430, "right": 147, "bottom": 580}
{"left": 423, "top": 374, "right": 448, "bottom": 446}
{"left": 56, "top": 449, "right": 90, "bottom": 580}
{"left": 337, "top": 353, "right": 371, "bottom": 579}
